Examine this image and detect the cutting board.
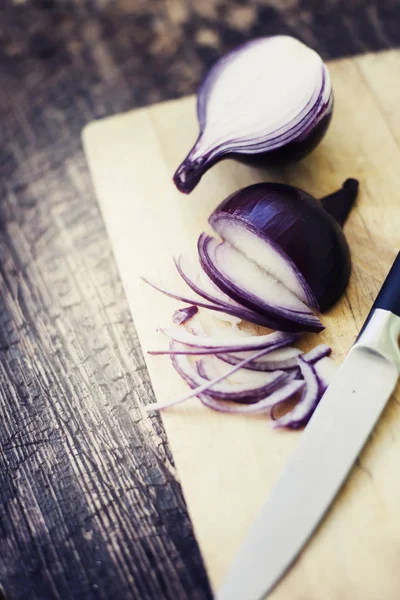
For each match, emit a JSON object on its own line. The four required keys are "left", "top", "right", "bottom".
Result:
{"left": 83, "top": 49, "right": 400, "bottom": 599}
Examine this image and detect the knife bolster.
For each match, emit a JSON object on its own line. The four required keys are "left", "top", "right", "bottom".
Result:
{"left": 356, "top": 308, "right": 400, "bottom": 372}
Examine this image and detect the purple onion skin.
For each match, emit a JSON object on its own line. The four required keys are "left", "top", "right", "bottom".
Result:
{"left": 174, "top": 151, "right": 218, "bottom": 195}
{"left": 210, "top": 182, "right": 352, "bottom": 312}
{"left": 172, "top": 306, "right": 198, "bottom": 325}
{"left": 231, "top": 111, "right": 333, "bottom": 170}
{"left": 320, "top": 178, "right": 359, "bottom": 228}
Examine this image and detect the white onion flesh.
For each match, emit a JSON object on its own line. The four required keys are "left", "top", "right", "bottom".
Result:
{"left": 203, "top": 238, "right": 320, "bottom": 328}
{"left": 221, "top": 346, "right": 302, "bottom": 363}
{"left": 218, "top": 346, "right": 302, "bottom": 371}
{"left": 210, "top": 216, "right": 311, "bottom": 306}
{"left": 194, "top": 36, "right": 330, "bottom": 160}
{"left": 214, "top": 242, "right": 310, "bottom": 315}
{"left": 142, "top": 276, "right": 266, "bottom": 326}
{"left": 314, "top": 356, "right": 338, "bottom": 389}
{"left": 175, "top": 254, "right": 245, "bottom": 310}
{"left": 197, "top": 355, "right": 285, "bottom": 386}
{"left": 303, "top": 344, "right": 332, "bottom": 363}
{"left": 158, "top": 326, "right": 295, "bottom": 351}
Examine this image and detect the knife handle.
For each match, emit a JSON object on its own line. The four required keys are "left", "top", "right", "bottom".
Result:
{"left": 357, "top": 252, "right": 400, "bottom": 369}
{"left": 371, "top": 252, "right": 400, "bottom": 317}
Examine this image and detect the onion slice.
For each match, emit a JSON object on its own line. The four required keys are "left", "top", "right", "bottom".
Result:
{"left": 302, "top": 344, "right": 331, "bottom": 363}
{"left": 193, "top": 369, "right": 286, "bottom": 403}
{"left": 146, "top": 343, "right": 288, "bottom": 411}
{"left": 198, "top": 234, "right": 323, "bottom": 332}
{"left": 175, "top": 254, "right": 241, "bottom": 308}
{"left": 314, "top": 356, "right": 338, "bottom": 391}
{"left": 199, "top": 381, "right": 305, "bottom": 414}
{"left": 153, "top": 326, "right": 298, "bottom": 353}
{"left": 218, "top": 346, "right": 303, "bottom": 371}
{"left": 209, "top": 181, "right": 355, "bottom": 312}
{"left": 173, "top": 306, "right": 198, "bottom": 325}
{"left": 174, "top": 254, "right": 273, "bottom": 326}
{"left": 196, "top": 355, "right": 286, "bottom": 386}
{"left": 141, "top": 276, "right": 273, "bottom": 327}
{"left": 272, "top": 356, "right": 320, "bottom": 428}
{"left": 147, "top": 335, "right": 337, "bottom": 427}
{"left": 176, "top": 352, "right": 290, "bottom": 402}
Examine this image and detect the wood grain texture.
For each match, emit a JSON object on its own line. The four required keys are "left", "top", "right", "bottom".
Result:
{"left": 84, "top": 49, "right": 400, "bottom": 599}
{"left": 1, "top": 1, "right": 400, "bottom": 599}
{"left": 2, "top": 0, "right": 400, "bottom": 116}
{"left": 0, "top": 123, "right": 211, "bottom": 600}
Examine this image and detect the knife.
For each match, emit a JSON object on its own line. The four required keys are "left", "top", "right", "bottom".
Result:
{"left": 217, "top": 252, "right": 400, "bottom": 600}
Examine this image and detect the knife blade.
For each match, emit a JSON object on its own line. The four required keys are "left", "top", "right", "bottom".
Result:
{"left": 217, "top": 252, "right": 400, "bottom": 600}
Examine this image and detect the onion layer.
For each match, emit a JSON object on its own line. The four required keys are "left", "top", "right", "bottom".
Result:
{"left": 219, "top": 343, "right": 330, "bottom": 372}
{"left": 150, "top": 326, "right": 299, "bottom": 355}
{"left": 145, "top": 181, "right": 356, "bottom": 334}
{"left": 199, "top": 381, "right": 305, "bottom": 414}
{"left": 173, "top": 306, "right": 198, "bottom": 325}
{"left": 141, "top": 276, "right": 274, "bottom": 327}
{"left": 146, "top": 339, "right": 337, "bottom": 428}
{"left": 198, "top": 233, "right": 323, "bottom": 332}
{"left": 272, "top": 357, "right": 320, "bottom": 428}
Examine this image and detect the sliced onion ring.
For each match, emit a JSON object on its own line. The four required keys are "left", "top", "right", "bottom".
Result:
{"left": 196, "top": 355, "right": 285, "bottom": 387}
{"left": 150, "top": 326, "right": 299, "bottom": 355}
{"left": 313, "top": 356, "right": 338, "bottom": 392}
{"left": 218, "top": 346, "right": 303, "bottom": 372}
{"left": 146, "top": 343, "right": 287, "bottom": 411}
{"left": 272, "top": 356, "right": 320, "bottom": 428}
{"left": 199, "top": 381, "right": 305, "bottom": 414}
{"left": 173, "top": 306, "right": 198, "bottom": 325}
{"left": 141, "top": 275, "right": 281, "bottom": 328}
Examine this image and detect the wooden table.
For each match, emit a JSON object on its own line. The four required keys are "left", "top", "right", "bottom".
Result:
{"left": 1, "top": 2, "right": 400, "bottom": 599}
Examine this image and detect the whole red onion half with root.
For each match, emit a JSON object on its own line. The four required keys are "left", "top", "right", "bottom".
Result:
{"left": 174, "top": 36, "right": 333, "bottom": 194}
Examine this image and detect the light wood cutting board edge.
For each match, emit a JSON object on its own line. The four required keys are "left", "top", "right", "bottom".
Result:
{"left": 82, "top": 50, "right": 400, "bottom": 599}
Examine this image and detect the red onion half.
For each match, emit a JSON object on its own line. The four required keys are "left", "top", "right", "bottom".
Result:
{"left": 174, "top": 36, "right": 333, "bottom": 194}
{"left": 150, "top": 327, "right": 299, "bottom": 355}
{"left": 144, "top": 181, "right": 356, "bottom": 332}
{"left": 209, "top": 181, "right": 355, "bottom": 313}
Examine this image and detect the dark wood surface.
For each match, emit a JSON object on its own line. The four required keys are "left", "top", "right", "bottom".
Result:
{"left": 0, "top": 1, "right": 399, "bottom": 599}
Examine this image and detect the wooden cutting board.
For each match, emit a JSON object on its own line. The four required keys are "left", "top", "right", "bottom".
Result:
{"left": 83, "top": 49, "right": 400, "bottom": 599}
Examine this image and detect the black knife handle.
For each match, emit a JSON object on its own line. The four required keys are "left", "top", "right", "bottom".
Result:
{"left": 371, "top": 252, "right": 400, "bottom": 317}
